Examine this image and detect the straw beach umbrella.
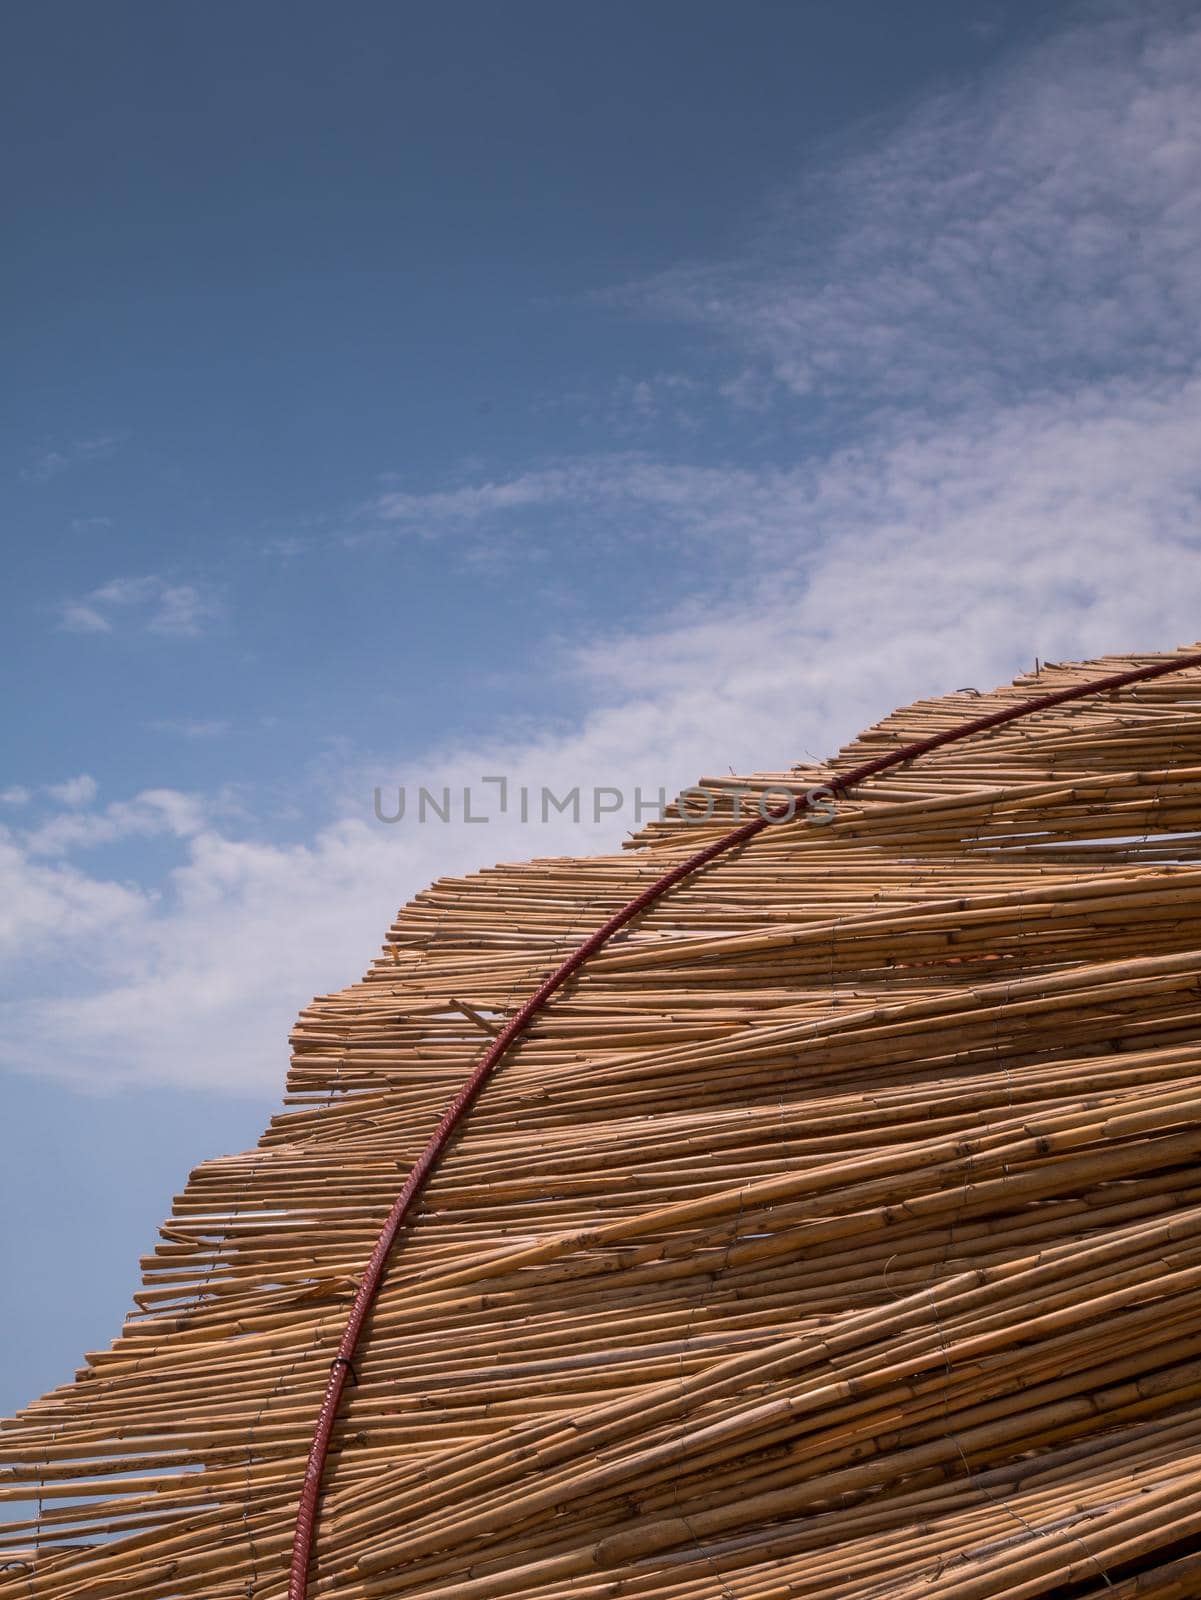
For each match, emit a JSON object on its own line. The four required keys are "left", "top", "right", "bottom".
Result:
{"left": 4, "top": 644, "right": 1201, "bottom": 1598}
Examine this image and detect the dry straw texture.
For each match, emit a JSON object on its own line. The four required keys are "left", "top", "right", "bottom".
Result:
{"left": 5, "top": 646, "right": 1201, "bottom": 1598}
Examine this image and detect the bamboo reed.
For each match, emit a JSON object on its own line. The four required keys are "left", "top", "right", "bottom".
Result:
{"left": 4, "top": 645, "right": 1201, "bottom": 1598}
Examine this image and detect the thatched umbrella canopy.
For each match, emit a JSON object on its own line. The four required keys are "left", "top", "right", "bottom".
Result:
{"left": 5, "top": 645, "right": 1201, "bottom": 1599}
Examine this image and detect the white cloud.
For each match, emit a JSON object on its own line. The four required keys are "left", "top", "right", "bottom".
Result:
{"left": 46, "top": 775, "right": 98, "bottom": 807}
{"left": 56, "top": 575, "right": 217, "bottom": 638}
{"left": 150, "top": 718, "right": 230, "bottom": 740}
{"left": 21, "top": 788, "right": 209, "bottom": 860}
{"left": 618, "top": 4, "right": 1201, "bottom": 409}
{"left": 59, "top": 601, "right": 114, "bottom": 634}
{"left": 0, "top": 831, "right": 150, "bottom": 962}
{"left": 361, "top": 455, "right": 788, "bottom": 560}
{"left": 91, "top": 577, "right": 159, "bottom": 605}
{"left": 363, "top": 469, "right": 575, "bottom": 537}
{"left": 0, "top": 788, "right": 31, "bottom": 808}
{"left": 262, "top": 536, "right": 309, "bottom": 559}
{"left": 357, "top": 372, "right": 1201, "bottom": 578}
{"left": 21, "top": 435, "right": 121, "bottom": 484}
{"left": 148, "top": 584, "right": 213, "bottom": 637}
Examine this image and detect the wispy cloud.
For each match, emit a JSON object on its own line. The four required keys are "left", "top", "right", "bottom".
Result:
{"left": 360, "top": 376, "right": 1201, "bottom": 579}
{"left": 362, "top": 469, "right": 576, "bottom": 537}
{"left": 0, "top": 832, "right": 150, "bottom": 963}
{"left": 261, "top": 536, "right": 310, "bottom": 559}
{"left": 617, "top": 5, "right": 1201, "bottom": 412}
{"left": 543, "top": 372, "right": 713, "bottom": 440}
{"left": 21, "top": 788, "right": 208, "bottom": 860}
{"left": 56, "top": 575, "right": 218, "bottom": 638}
{"left": 46, "top": 775, "right": 98, "bottom": 808}
{"left": 150, "top": 718, "right": 230, "bottom": 740}
{"left": 21, "top": 435, "right": 122, "bottom": 485}
{"left": 360, "top": 456, "right": 785, "bottom": 561}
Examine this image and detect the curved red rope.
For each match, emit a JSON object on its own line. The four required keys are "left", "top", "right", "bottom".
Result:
{"left": 289, "top": 647, "right": 1201, "bottom": 1595}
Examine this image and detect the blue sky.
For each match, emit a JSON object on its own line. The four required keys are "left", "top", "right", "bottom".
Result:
{"left": 5, "top": 0, "right": 1201, "bottom": 1421}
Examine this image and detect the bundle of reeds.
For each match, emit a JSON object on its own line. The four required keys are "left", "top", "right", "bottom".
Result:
{"left": 4, "top": 645, "right": 1201, "bottom": 1599}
